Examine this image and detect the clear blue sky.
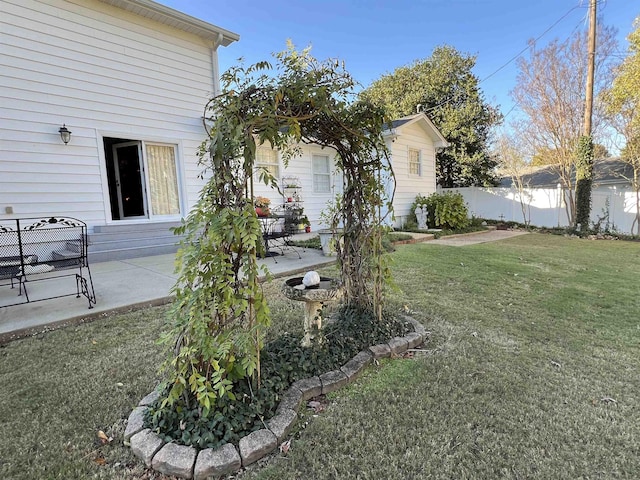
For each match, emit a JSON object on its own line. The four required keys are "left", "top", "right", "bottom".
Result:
{"left": 158, "top": 0, "right": 637, "bottom": 120}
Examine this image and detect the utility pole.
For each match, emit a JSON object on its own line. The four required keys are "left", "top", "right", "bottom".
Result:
{"left": 575, "top": 0, "right": 597, "bottom": 231}
{"left": 583, "top": 0, "right": 597, "bottom": 136}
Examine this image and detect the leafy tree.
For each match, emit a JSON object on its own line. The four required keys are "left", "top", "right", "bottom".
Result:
{"left": 511, "top": 26, "right": 618, "bottom": 225}
{"left": 362, "top": 45, "right": 502, "bottom": 187}
{"left": 602, "top": 17, "right": 640, "bottom": 234}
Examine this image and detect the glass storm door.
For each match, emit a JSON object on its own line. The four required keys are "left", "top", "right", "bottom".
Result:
{"left": 112, "top": 142, "right": 147, "bottom": 218}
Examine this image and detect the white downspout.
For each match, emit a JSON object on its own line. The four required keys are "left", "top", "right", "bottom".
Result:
{"left": 210, "top": 32, "right": 224, "bottom": 97}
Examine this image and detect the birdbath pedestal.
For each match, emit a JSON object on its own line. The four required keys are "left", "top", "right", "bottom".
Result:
{"left": 282, "top": 277, "right": 343, "bottom": 347}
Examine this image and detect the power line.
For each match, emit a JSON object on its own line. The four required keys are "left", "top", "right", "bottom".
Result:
{"left": 480, "top": 5, "right": 584, "bottom": 84}
{"left": 506, "top": 17, "right": 591, "bottom": 117}
{"left": 423, "top": 4, "right": 591, "bottom": 117}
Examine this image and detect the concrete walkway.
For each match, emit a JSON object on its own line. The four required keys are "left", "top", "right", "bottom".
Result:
{"left": 424, "top": 228, "right": 528, "bottom": 246}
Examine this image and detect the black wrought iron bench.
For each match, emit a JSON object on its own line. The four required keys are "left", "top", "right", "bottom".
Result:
{"left": 0, "top": 217, "right": 96, "bottom": 309}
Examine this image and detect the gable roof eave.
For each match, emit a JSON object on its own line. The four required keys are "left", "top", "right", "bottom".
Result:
{"left": 97, "top": 0, "right": 239, "bottom": 46}
{"left": 383, "top": 113, "right": 449, "bottom": 149}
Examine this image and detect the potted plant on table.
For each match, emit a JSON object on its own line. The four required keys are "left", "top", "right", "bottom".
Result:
{"left": 300, "top": 215, "right": 311, "bottom": 233}
{"left": 254, "top": 196, "right": 271, "bottom": 217}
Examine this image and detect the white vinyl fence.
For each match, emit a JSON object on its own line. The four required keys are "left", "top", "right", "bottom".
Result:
{"left": 441, "top": 186, "right": 639, "bottom": 235}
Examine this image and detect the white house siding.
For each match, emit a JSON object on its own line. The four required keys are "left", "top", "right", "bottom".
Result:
{"left": 0, "top": 0, "right": 216, "bottom": 228}
{"left": 252, "top": 124, "right": 441, "bottom": 232}
{"left": 389, "top": 122, "right": 437, "bottom": 226}
{"left": 252, "top": 144, "right": 341, "bottom": 232}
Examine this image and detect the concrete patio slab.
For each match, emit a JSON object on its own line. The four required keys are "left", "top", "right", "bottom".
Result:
{"left": 0, "top": 245, "right": 336, "bottom": 342}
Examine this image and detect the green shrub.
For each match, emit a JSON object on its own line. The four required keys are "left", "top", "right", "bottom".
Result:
{"left": 411, "top": 192, "right": 470, "bottom": 230}
{"left": 291, "top": 235, "right": 322, "bottom": 249}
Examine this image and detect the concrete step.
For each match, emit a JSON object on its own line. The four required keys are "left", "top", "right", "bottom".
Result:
{"left": 88, "top": 229, "right": 183, "bottom": 242}
{"left": 51, "top": 249, "right": 82, "bottom": 268}
{"left": 88, "top": 235, "right": 181, "bottom": 253}
{"left": 92, "top": 221, "right": 182, "bottom": 234}
{"left": 65, "top": 240, "right": 83, "bottom": 253}
{"left": 87, "top": 243, "right": 180, "bottom": 263}
{"left": 86, "top": 222, "right": 187, "bottom": 262}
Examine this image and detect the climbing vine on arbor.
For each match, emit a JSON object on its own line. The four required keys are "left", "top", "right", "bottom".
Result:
{"left": 158, "top": 44, "right": 395, "bottom": 416}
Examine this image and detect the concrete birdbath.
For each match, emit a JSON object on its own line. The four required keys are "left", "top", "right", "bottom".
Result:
{"left": 282, "top": 273, "right": 344, "bottom": 347}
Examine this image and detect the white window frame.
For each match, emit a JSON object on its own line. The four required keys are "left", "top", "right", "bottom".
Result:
{"left": 256, "top": 147, "right": 280, "bottom": 179}
{"left": 408, "top": 148, "right": 422, "bottom": 176}
{"left": 312, "top": 154, "right": 331, "bottom": 193}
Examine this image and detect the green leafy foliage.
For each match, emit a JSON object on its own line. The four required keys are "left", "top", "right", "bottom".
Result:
{"left": 411, "top": 192, "right": 470, "bottom": 230}
{"left": 291, "top": 235, "right": 322, "bottom": 249}
{"left": 575, "top": 135, "right": 594, "bottom": 232}
{"left": 601, "top": 18, "right": 640, "bottom": 235}
{"left": 147, "top": 307, "right": 410, "bottom": 449}
{"left": 362, "top": 45, "right": 502, "bottom": 187}
{"left": 159, "top": 43, "right": 395, "bottom": 426}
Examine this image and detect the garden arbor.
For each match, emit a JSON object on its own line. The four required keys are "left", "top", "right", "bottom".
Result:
{"left": 161, "top": 46, "right": 395, "bottom": 414}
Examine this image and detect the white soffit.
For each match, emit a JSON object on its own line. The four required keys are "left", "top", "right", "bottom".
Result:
{"left": 96, "top": 0, "right": 239, "bottom": 46}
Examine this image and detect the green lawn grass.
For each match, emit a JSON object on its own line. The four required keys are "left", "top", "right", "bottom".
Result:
{"left": 1, "top": 233, "right": 639, "bottom": 479}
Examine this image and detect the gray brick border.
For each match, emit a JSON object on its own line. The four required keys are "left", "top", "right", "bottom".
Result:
{"left": 126, "top": 314, "right": 426, "bottom": 477}
{"left": 130, "top": 429, "right": 164, "bottom": 467}
{"left": 369, "top": 342, "right": 391, "bottom": 358}
{"left": 152, "top": 442, "right": 197, "bottom": 478}
{"left": 194, "top": 443, "right": 241, "bottom": 479}
{"left": 124, "top": 406, "right": 147, "bottom": 443}
{"left": 340, "top": 350, "right": 373, "bottom": 381}
{"left": 292, "top": 376, "right": 322, "bottom": 401}
{"left": 387, "top": 335, "right": 410, "bottom": 355}
{"left": 239, "top": 429, "right": 277, "bottom": 466}
{"left": 320, "top": 369, "right": 349, "bottom": 394}
{"left": 267, "top": 408, "right": 297, "bottom": 443}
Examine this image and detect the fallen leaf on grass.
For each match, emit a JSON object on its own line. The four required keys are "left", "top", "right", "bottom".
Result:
{"left": 97, "top": 430, "right": 112, "bottom": 444}
{"left": 307, "top": 400, "right": 325, "bottom": 413}
{"left": 279, "top": 439, "right": 291, "bottom": 455}
{"left": 93, "top": 456, "right": 107, "bottom": 466}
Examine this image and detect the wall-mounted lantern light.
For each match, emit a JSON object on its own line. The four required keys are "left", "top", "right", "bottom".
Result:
{"left": 58, "top": 124, "right": 71, "bottom": 144}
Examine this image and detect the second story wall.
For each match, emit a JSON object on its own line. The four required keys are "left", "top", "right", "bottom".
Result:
{"left": 1, "top": 0, "right": 219, "bottom": 225}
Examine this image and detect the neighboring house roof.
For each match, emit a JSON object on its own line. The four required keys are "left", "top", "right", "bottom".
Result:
{"left": 498, "top": 158, "right": 635, "bottom": 188}
{"left": 97, "top": 0, "right": 239, "bottom": 46}
{"left": 384, "top": 113, "right": 449, "bottom": 149}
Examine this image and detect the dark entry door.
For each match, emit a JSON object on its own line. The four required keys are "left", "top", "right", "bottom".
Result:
{"left": 112, "top": 142, "right": 147, "bottom": 218}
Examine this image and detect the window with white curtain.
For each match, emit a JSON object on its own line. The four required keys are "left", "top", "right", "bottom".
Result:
{"left": 312, "top": 154, "right": 331, "bottom": 193}
{"left": 256, "top": 147, "right": 280, "bottom": 178}
{"left": 145, "top": 144, "right": 180, "bottom": 216}
{"left": 408, "top": 148, "right": 421, "bottom": 176}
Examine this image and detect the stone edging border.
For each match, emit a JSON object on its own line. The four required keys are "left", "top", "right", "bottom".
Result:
{"left": 123, "top": 315, "right": 428, "bottom": 479}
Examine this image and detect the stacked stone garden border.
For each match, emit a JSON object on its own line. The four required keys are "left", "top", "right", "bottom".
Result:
{"left": 124, "top": 315, "right": 427, "bottom": 479}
